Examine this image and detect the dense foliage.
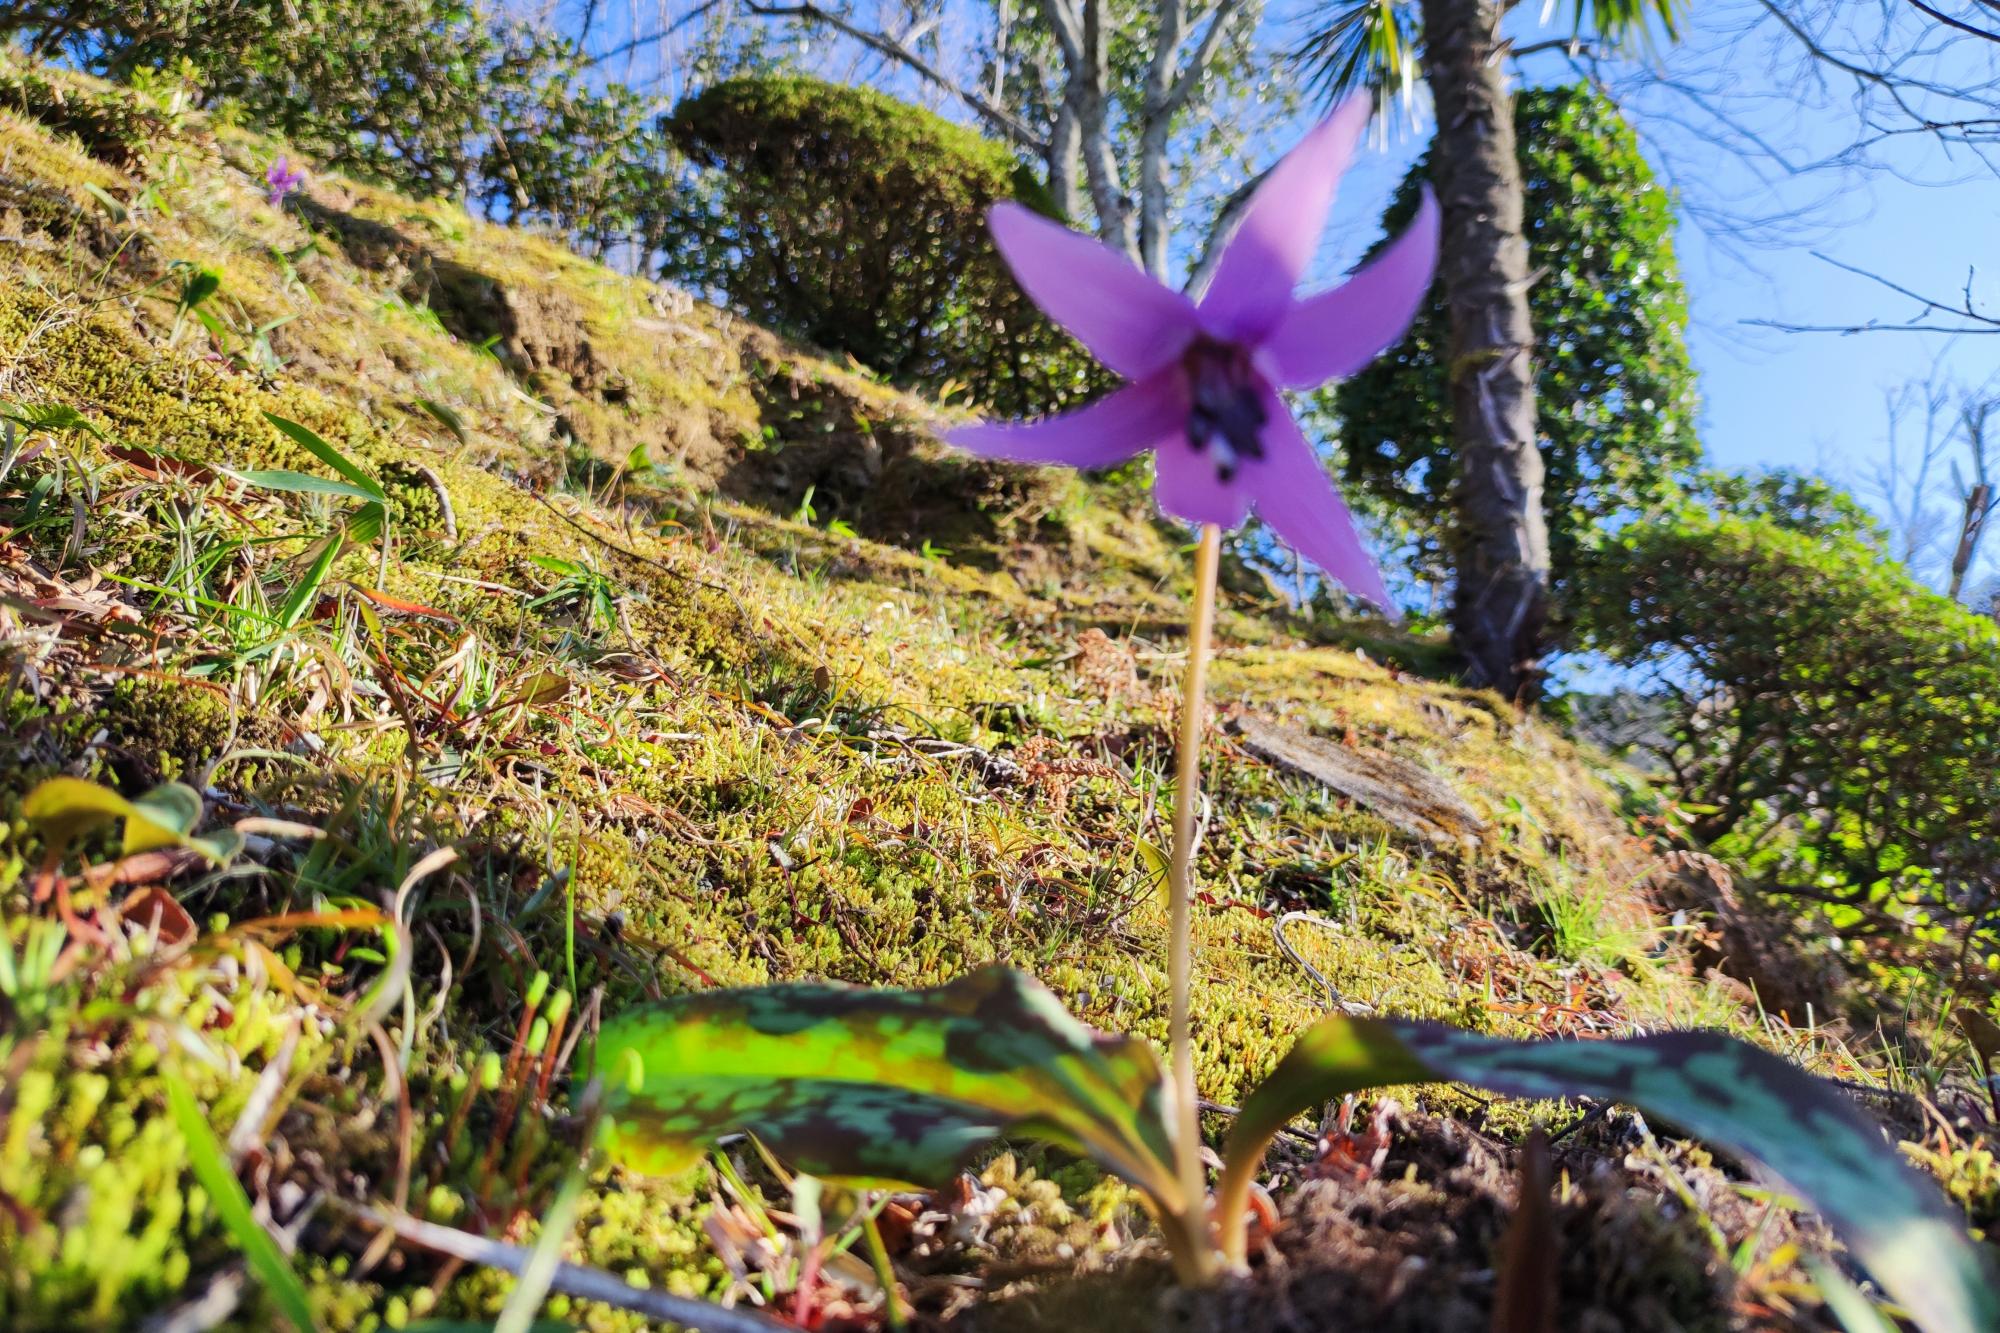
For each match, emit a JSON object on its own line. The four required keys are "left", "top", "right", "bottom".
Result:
{"left": 1, "top": 0, "right": 676, "bottom": 245}
{"left": 1690, "top": 466, "right": 1891, "bottom": 545}
{"left": 1335, "top": 85, "right": 1698, "bottom": 618}
{"left": 663, "top": 75, "right": 1105, "bottom": 416}
{"left": 1578, "top": 507, "right": 2000, "bottom": 949}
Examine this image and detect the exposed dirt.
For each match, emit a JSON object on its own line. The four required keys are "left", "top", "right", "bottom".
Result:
{"left": 964, "top": 1111, "right": 1839, "bottom": 1333}
{"left": 1651, "top": 854, "right": 1852, "bottom": 1027}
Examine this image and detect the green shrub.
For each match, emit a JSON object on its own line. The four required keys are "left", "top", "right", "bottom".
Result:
{"left": 1688, "top": 466, "right": 1890, "bottom": 545}
{"left": 1576, "top": 508, "right": 2000, "bottom": 949}
{"left": 662, "top": 75, "right": 1105, "bottom": 416}
{"left": 7, "top": 0, "right": 497, "bottom": 193}
{"left": 0, "top": 60, "right": 162, "bottom": 169}
{"left": 1334, "top": 85, "right": 1699, "bottom": 621}
{"left": 4, "top": 0, "right": 675, "bottom": 222}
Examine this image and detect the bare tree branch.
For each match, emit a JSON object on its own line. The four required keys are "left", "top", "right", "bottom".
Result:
{"left": 1950, "top": 396, "right": 1998, "bottom": 597}
{"left": 1905, "top": 0, "right": 2000, "bottom": 43}
{"left": 742, "top": 1, "right": 1051, "bottom": 151}
{"left": 1743, "top": 251, "right": 2000, "bottom": 334}
{"left": 1167, "top": 0, "right": 1251, "bottom": 111}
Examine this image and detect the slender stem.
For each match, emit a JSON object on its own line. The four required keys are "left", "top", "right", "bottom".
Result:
{"left": 1168, "top": 523, "right": 1222, "bottom": 1276}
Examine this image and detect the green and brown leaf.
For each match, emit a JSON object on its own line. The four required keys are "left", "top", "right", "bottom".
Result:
{"left": 1219, "top": 1017, "right": 2000, "bottom": 1333}
{"left": 595, "top": 967, "right": 1182, "bottom": 1207}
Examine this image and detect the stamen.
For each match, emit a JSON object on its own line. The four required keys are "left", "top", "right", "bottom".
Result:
{"left": 1182, "top": 337, "right": 1266, "bottom": 482}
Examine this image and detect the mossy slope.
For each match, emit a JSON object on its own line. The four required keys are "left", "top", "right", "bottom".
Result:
{"left": 0, "top": 57, "right": 1953, "bottom": 1332}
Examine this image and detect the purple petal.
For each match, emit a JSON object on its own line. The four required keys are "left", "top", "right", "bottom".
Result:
{"left": 1152, "top": 434, "right": 1249, "bottom": 529}
{"left": 1259, "top": 189, "right": 1441, "bottom": 389}
{"left": 1197, "top": 98, "right": 1371, "bottom": 345}
{"left": 1245, "top": 389, "right": 1395, "bottom": 614}
{"left": 947, "top": 375, "right": 1184, "bottom": 469}
{"left": 987, "top": 203, "right": 1199, "bottom": 379}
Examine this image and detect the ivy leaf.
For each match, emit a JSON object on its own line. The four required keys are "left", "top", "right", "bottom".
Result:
{"left": 22, "top": 777, "right": 243, "bottom": 863}
{"left": 596, "top": 967, "right": 1183, "bottom": 1206}
{"left": 1217, "top": 1017, "right": 2000, "bottom": 1333}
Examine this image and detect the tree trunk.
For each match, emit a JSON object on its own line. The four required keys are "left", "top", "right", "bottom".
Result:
{"left": 1419, "top": 0, "right": 1552, "bottom": 704}
{"left": 1075, "top": 0, "right": 1135, "bottom": 253}
{"left": 1047, "top": 99, "right": 1083, "bottom": 221}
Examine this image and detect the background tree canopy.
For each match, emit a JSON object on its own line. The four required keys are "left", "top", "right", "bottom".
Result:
{"left": 664, "top": 75, "right": 1105, "bottom": 416}
{"left": 1334, "top": 84, "right": 1698, "bottom": 627}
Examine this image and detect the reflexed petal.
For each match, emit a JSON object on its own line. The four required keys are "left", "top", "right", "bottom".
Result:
{"left": 1246, "top": 390, "right": 1395, "bottom": 614}
{"left": 987, "top": 203, "right": 1199, "bottom": 379}
{"left": 1260, "top": 190, "right": 1441, "bottom": 389}
{"left": 1197, "top": 97, "right": 1371, "bottom": 344}
{"left": 1152, "top": 434, "right": 1249, "bottom": 529}
{"left": 947, "top": 375, "right": 1184, "bottom": 469}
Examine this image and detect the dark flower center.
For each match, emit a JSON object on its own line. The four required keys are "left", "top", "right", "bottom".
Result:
{"left": 1182, "top": 337, "right": 1266, "bottom": 482}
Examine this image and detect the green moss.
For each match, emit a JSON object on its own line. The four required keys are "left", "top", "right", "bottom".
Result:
{"left": 95, "top": 679, "right": 233, "bottom": 784}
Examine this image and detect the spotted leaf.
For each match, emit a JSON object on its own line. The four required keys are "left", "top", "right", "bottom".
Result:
{"left": 1216, "top": 1017, "right": 1998, "bottom": 1333}
{"left": 595, "top": 967, "right": 1183, "bottom": 1208}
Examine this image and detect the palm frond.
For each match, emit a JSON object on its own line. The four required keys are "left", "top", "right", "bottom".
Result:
{"left": 1291, "top": 0, "right": 1420, "bottom": 107}
{"left": 1545, "top": 0, "right": 1684, "bottom": 52}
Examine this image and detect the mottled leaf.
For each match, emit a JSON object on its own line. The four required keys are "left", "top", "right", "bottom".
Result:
{"left": 1217, "top": 1017, "right": 1998, "bottom": 1333}
{"left": 596, "top": 967, "right": 1182, "bottom": 1207}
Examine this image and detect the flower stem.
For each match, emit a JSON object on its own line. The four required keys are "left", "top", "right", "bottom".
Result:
{"left": 1168, "top": 523, "right": 1222, "bottom": 1274}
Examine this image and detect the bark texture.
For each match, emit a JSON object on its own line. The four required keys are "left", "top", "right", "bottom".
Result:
{"left": 1420, "top": 0, "right": 1552, "bottom": 703}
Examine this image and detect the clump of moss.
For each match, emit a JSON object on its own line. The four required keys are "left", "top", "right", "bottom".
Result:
{"left": 91, "top": 679, "right": 233, "bottom": 785}
{"left": 1904, "top": 1138, "right": 2000, "bottom": 1240}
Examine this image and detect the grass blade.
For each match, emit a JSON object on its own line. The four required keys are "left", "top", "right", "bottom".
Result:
{"left": 263, "top": 412, "right": 385, "bottom": 499}
{"left": 495, "top": 1161, "right": 588, "bottom": 1333}
{"left": 228, "top": 467, "right": 383, "bottom": 505}
{"left": 277, "top": 530, "right": 344, "bottom": 632}
{"left": 161, "top": 1067, "right": 318, "bottom": 1332}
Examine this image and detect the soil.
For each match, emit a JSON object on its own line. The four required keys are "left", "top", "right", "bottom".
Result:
{"left": 963, "top": 1111, "right": 1839, "bottom": 1333}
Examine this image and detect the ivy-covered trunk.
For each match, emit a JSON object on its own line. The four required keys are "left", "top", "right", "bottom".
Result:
{"left": 1419, "top": 0, "right": 1551, "bottom": 703}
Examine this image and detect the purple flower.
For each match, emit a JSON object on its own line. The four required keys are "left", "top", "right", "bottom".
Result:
{"left": 266, "top": 157, "right": 305, "bottom": 208}
{"left": 947, "top": 98, "right": 1439, "bottom": 613}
